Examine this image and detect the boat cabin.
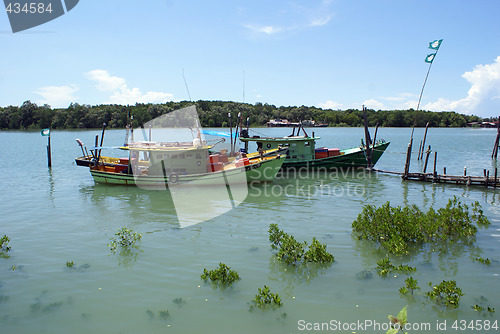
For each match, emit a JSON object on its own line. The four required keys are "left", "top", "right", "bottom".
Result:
{"left": 240, "top": 136, "right": 318, "bottom": 163}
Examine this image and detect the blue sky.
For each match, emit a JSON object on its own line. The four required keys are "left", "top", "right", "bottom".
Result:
{"left": 1, "top": 0, "right": 500, "bottom": 117}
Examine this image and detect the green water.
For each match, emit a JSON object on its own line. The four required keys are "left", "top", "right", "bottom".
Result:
{"left": 0, "top": 127, "right": 499, "bottom": 333}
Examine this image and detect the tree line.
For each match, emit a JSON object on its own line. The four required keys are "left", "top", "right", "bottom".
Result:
{"left": 0, "top": 100, "right": 486, "bottom": 130}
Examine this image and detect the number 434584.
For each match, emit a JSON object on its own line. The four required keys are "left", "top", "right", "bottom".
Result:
{"left": 5, "top": 2, "right": 53, "bottom": 14}
{"left": 452, "top": 320, "right": 498, "bottom": 331}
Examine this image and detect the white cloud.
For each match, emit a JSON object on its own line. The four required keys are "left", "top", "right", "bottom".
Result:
{"left": 243, "top": 24, "right": 282, "bottom": 35}
{"left": 35, "top": 84, "right": 79, "bottom": 107}
{"left": 308, "top": 15, "right": 332, "bottom": 27}
{"left": 362, "top": 99, "right": 386, "bottom": 110}
{"left": 86, "top": 69, "right": 174, "bottom": 104}
{"left": 319, "top": 100, "right": 344, "bottom": 110}
{"left": 109, "top": 86, "right": 174, "bottom": 105}
{"left": 424, "top": 56, "right": 500, "bottom": 116}
{"left": 85, "top": 69, "right": 125, "bottom": 91}
{"left": 242, "top": 0, "right": 333, "bottom": 35}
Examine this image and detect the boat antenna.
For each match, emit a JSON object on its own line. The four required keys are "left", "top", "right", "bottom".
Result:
{"left": 228, "top": 112, "right": 233, "bottom": 155}
{"left": 183, "top": 68, "right": 192, "bottom": 102}
{"left": 242, "top": 70, "right": 245, "bottom": 103}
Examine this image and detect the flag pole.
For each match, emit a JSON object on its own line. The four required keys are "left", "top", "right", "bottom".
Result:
{"left": 411, "top": 40, "right": 443, "bottom": 140}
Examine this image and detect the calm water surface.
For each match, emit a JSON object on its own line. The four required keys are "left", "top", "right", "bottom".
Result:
{"left": 0, "top": 127, "right": 499, "bottom": 333}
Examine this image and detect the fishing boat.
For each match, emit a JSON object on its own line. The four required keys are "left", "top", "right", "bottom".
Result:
{"left": 77, "top": 140, "right": 287, "bottom": 187}
{"left": 239, "top": 125, "right": 389, "bottom": 170}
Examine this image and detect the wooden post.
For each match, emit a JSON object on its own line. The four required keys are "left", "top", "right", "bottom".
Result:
{"left": 495, "top": 168, "right": 498, "bottom": 188}
{"left": 418, "top": 140, "right": 423, "bottom": 161}
{"left": 403, "top": 139, "right": 413, "bottom": 179}
{"left": 464, "top": 167, "right": 467, "bottom": 176}
{"left": 47, "top": 134, "right": 52, "bottom": 168}
{"left": 486, "top": 170, "right": 490, "bottom": 187}
{"left": 363, "top": 106, "right": 373, "bottom": 168}
{"left": 492, "top": 116, "right": 500, "bottom": 158}
{"left": 420, "top": 122, "right": 430, "bottom": 160}
{"left": 443, "top": 167, "right": 446, "bottom": 175}
{"left": 373, "top": 123, "right": 379, "bottom": 145}
{"left": 423, "top": 145, "right": 431, "bottom": 173}
{"left": 432, "top": 151, "right": 437, "bottom": 180}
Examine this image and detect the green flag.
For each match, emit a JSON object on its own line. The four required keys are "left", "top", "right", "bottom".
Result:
{"left": 41, "top": 128, "right": 50, "bottom": 136}
{"left": 429, "top": 39, "right": 443, "bottom": 50}
{"left": 425, "top": 53, "right": 436, "bottom": 63}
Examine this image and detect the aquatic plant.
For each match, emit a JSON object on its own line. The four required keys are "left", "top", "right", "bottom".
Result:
{"left": 425, "top": 280, "right": 464, "bottom": 309}
{"left": 399, "top": 277, "right": 420, "bottom": 296}
{"left": 108, "top": 227, "right": 142, "bottom": 253}
{"left": 66, "top": 261, "right": 74, "bottom": 268}
{"left": 471, "top": 296, "right": 495, "bottom": 316}
{"left": 250, "top": 285, "right": 283, "bottom": 311}
{"left": 386, "top": 305, "right": 408, "bottom": 334}
{"left": 173, "top": 297, "right": 187, "bottom": 307}
{"left": 355, "top": 269, "right": 373, "bottom": 280}
{"left": 269, "top": 224, "right": 334, "bottom": 265}
{"left": 158, "top": 310, "right": 170, "bottom": 320}
{"left": 375, "top": 258, "right": 416, "bottom": 278}
{"left": 0, "top": 235, "right": 11, "bottom": 258}
{"left": 352, "top": 197, "right": 490, "bottom": 255}
{"left": 201, "top": 263, "right": 240, "bottom": 288}
{"left": 475, "top": 257, "right": 492, "bottom": 265}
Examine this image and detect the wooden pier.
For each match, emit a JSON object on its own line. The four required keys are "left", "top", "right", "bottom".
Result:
{"left": 374, "top": 168, "right": 500, "bottom": 188}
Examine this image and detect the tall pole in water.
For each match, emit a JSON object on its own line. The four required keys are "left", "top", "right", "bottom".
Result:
{"left": 41, "top": 128, "right": 51, "bottom": 167}
{"left": 228, "top": 113, "right": 233, "bottom": 156}
{"left": 411, "top": 39, "right": 443, "bottom": 140}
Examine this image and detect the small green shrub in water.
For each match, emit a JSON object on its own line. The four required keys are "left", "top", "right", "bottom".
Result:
{"left": 425, "top": 280, "right": 464, "bottom": 309}
{"left": 352, "top": 197, "right": 490, "bottom": 255}
{"left": 0, "top": 235, "right": 11, "bottom": 258}
{"left": 475, "top": 257, "right": 492, "bottom": 265}
{"left": 269, "top": 224, "right": 334, "bottom": 265}
{"left": 108, "top": 227, "right": 142, "bottom": 253}
{"left": 399, "top": 276, "right": 420, "bottom": 296}
{"left": 201, "top": 263, "right": 240, "bottom": 288}
{"left": 376, "top": 258, "right": 416, "bottom": 278}
{"left": 250, "top": 285, "right": 283, "bottom": 311}
{"left": 66, "top": 261, "right": 74, "bottom": 268}
{"left": 158, "top": 310, "right": 170, "bottom": 320}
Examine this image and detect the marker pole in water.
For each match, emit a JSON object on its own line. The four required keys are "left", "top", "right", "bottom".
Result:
{"left": 41, "top": 129, "right": 51, "bottom": 168}
{"left": 47, "top": 134, "right": 52, "bottom": 168}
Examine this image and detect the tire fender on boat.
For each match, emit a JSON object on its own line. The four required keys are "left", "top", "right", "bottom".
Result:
{"left": 169, "top": 173, "right": 179, "bottom": 184}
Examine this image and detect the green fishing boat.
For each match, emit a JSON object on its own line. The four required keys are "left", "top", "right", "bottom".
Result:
{"left": 239, "top": 129, "right": 389, "bottom": 170}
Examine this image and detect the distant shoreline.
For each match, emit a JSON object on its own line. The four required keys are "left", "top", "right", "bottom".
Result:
{"left": 0, "top": 100, "right": 492, "bottom": 131}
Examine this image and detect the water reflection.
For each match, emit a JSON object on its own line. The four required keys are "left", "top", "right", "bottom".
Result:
{"left": 267, "top": 256, "right": 332, "bottom": 297}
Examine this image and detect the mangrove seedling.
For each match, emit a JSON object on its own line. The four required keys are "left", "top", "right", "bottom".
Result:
{"left": 269, "top": 224, "right": 334, "bottom": 265}
{"left": 475, "top": 257, "right": 492, "bottom": 265}
{"left": 158, "top": 310, "right": 170, "bottom": 320}
{"left": 108, "top": 227, "right": 142, "bottom": 253}
{"left": 425, "top": 280, "right": 464, "bottom": 309}
{"left": 201, "top": 263, "right": 240, "bottom": 288}
{"left": 66, "top": 261, "right": 74, "bottom": 268}
{"left": 250, "top": 285, "right": 283, "bottom": 311}
{"left": 352, "top": 197, "right": 490, "bottom": 255}
{"left": 387, "top": 305, "right": 408, "bottom": 334}
{"left": 399, "top": 277, "right": 420, "bottom": 296}
{"left": 376, "top": 258, "right": 416, "bottom": 278}
{"left": 0, "top": 235, "right": 11, "bottom": 258}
